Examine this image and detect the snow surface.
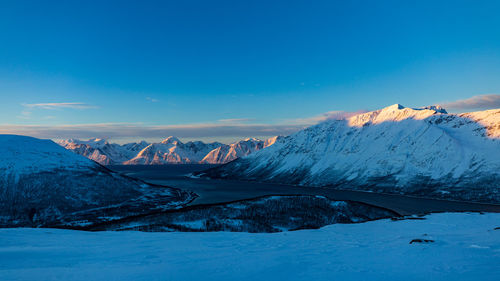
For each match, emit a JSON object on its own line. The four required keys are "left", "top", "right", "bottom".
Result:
{"left": 203, "top": 105, "right": 500, "bottom": 202}
{"left": 0, "top": 213, "right": 498, "bottom": 281}
{"left": 0, "top": 135, "right": 97, "bottom": 178}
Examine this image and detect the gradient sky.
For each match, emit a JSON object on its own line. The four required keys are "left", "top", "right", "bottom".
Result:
{"left": 1, "top": 0, "right": 500, "bottom": 143}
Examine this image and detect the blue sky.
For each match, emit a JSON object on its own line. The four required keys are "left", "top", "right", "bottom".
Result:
{"left": 1, "top": 0, "right": 500, "bottom": 143}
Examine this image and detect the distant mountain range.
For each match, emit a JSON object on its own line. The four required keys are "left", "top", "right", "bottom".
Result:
{"left": 57, "top": 136, "right": 282, "bottom": 165}
{"left": 198, "top": 104, "right": 500, "bottom": 203}
{"left": 0, "top": 135, "right": 194, "bottom": 228}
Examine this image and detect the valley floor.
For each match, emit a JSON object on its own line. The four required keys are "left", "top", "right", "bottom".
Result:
{"left": 0, "top": 213, "right": 499, "bottom": 281}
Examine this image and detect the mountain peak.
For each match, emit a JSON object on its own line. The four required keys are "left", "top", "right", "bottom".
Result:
{"left": 379, "top": 104, "right": 447, "bottom": 114}
{"left": 383, "top": 103, "right": 406, "bottom": 111}
{"left": 420, "top": 105, "right": 448, "bottom": 114}
{"left": 201, "top": 108, "right": 500, "bottom": 203}
{"left": 243, "top": 137, "right": 261, "bottom": 142}
{"left": 348, "top": 103, "right": 449, "bottom": 127}
{"left": 161, "top": 136, "right": 181, "bottom": 144}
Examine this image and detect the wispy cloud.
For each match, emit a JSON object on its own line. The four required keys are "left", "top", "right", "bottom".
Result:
{"left": 0, "top": 122, "right": 305, "bottom": 140}
{"left": 441, "top": 94, "right": 500, "bottom": 110}
{"left": 146, "top": 97, "right": 159, "bottom": 103}
{"left": 22, "top": 102, "right": 98, "bottom": 110}
{"left": 218, "top": 118, "right": 254, "bottom": 123}
{"left": 4, "top": 109, "right": 369, "bottom": 140}
{"left": 18, "top": 102, "right": 98, "bottom": 120}
{"left": 17, "top": 110, "right": 32, "bottom": 120}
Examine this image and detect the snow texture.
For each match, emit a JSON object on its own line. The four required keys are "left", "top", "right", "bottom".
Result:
{"left": 0, "top": 212, "right": 498, "bottom": 281}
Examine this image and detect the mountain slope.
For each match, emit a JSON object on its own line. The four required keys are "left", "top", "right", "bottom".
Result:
{"left": 124, "top": 137, "right": 223, "bottom": 164}
{"left": 57, "top": 138, "right": 149, "bottom": 165}
{"left": 59, "top": 136, "right": 282, "bottom": 165}
{"left": 201, "top": 138, "right": 269, "bottom": 164}
{"left": 0, "top": 135, "right": 194, "bottom": 227}
{"left": 199, "top": 104, "right": 500, "bottom": 203}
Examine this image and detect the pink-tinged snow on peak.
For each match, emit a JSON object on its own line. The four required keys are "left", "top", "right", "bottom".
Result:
{"left": 126, "top": 138, "right": 225, "bottom": 164}
{"left": 60, "top": 136, "right": 282, "bottom": 165}
{"left": 459, "top": 108, "right": 500, "bottom": 138}
{"left": 201, "top": 105, "right": 500, "bottom": 203}
{"left": 264, "top": 136, "right": 284, "bottom": 148}
{"left": 200, "top": 137, "right": 282, "bottom": 164}
{"left": 161, "top": 136, "right": 181, "bottom": 144}
{"left": 347, "top": 103, "right": 448, "bottom": 127}
{"left": 57, "top": 138, "right": 150, "bottom": 165}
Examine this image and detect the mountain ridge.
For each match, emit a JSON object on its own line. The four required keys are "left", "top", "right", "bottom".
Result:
{"left": 197, "top": 104, "right": 500, "bottom": 203}
{"left": 58, "top": 136, "right": 282, "bottom": 165}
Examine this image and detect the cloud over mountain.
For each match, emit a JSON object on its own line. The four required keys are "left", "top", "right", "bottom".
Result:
{"left": 441, "top": 94, "right": 500, "bottom": 110}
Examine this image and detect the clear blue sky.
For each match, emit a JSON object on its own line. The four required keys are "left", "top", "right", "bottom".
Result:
{"left": 1, "top": 0, "right": 500, "bottom": 143}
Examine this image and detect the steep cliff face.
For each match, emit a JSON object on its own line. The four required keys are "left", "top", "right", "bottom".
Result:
{"left": 199, "top": 105, "right": 500, "bottom": 203}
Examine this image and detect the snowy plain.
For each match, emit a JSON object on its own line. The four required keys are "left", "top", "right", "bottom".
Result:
{"left": 1, "top": 212, "right": 499, "bottom": 281}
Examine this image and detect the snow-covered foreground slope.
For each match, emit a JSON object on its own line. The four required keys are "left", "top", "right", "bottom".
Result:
{"left": 59, "top": 136, "right": 281, "bottom": 165}
{"left": 201, "top": 104, "right": 500, "bottom": 203}
{"left": 0, "top": 213, "right": 498, "bottom": 281}
{"left": 0, "top": 135, "right": 194, "bottom": 227}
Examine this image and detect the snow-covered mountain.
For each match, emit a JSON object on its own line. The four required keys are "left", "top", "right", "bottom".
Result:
{"left": 59, "top": 136, "right": 282, "bottom": 165}
{"left": 0, "top": 135, "right": 194, "bottom": 227}
{"left": 199, "top": 104, "right": 500, "bottom": 203}
{"left": 200, "top": 137, "right": 278, "bottom": 164}
{"left": 57, "top": 138, "right": 149, "bottom": 165}
{"left": 263, "top": 135, "right": 283, "bottom": 148}
{"left": 125, "top": 137, "right": 224, "bottom": 164}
